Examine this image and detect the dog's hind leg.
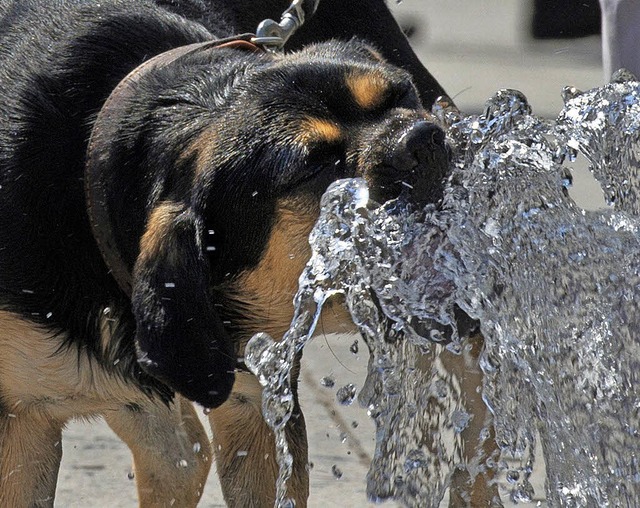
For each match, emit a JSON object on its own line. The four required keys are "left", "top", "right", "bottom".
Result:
{"left": 0, "top": 408, "right": 63, "bottom": 507}
{"left": 208, "top": 370, "right": 309, "bottom": 508}
{"left": 104, "top": 396, "right": 212, "bottom": 507}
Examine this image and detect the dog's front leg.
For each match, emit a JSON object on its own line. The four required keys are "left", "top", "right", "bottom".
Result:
{"left": 208, "top": 370, "right": 309, "bottom": 508}
{"left": 0, "top": 409, "right": 63, "bottom": 507}
{"left": 104, "top": 396, "right": 211, "bottom": 507}
{"left": 440, "top": 334, "right": 502, "bottom": 507}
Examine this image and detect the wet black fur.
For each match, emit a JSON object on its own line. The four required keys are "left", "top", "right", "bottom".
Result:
{"left": 0, "top": 0, "right": 220, "bottom": 403}
{"left": 0, "top": 0, "right": 447, "bottom": 408}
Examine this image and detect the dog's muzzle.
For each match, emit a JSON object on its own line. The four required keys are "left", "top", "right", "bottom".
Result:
{"left": 389, "top": 121, "right": 449, "bottom": 205}
{"left": 366, "top": 120, "right": 450, "bottom": 206}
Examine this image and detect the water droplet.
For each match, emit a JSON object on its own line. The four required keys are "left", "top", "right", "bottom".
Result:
{"left": 451, "top": 410, "right": 471, "bottom": 433}
{"left": 331, "top": 464, "right": 343, "bottom": 479}
{"left": 127, "top": 471, "right": 135, "bottom": 480}
{"left": 367, "top": 404, "right": 382, "bottom": 419}
{"left": 511, "top": 480, "right": 534, "bottom": 503}
{"left": 470, "top": 128, "right": 484, "bottom": 144}
{"left": 320, "top": 375, "right": 335, "bottom": 388}
{"left": 403, "top": 449, "right": 428, "bottom": 473}
{"left": 349, "top": 340, "right": 359, "bottom": 354}
{"left": 382, "top": 373, "right": 401, "bottom": 395}
{"left": 336, "top": 384, "right": 357, "bottom": 405}
{"left": 611, "top": 68, "right": 638, "bottom": 83}
{"left": 244, "top": 332, "right": 277, "bottom": 386}
{"left": 506, "top": 470, "right": 520, "bottom": 484}
{"left": 561, "top": 85, "right": 583, "bottom": 103}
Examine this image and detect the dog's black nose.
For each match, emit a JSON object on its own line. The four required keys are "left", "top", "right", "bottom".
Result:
{"left": 365, "top": 120, "right": 450, "bottom": 205}
{"left": 392, "top": 121, "right": 446, "bottom": 173}
{"left": 390, "top": 121, "right": 449, "bottom": 205}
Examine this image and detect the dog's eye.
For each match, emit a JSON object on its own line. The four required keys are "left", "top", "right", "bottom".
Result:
{"left": 365, "top": 82, "right": 419, "bottom": 115}
{"left": 290, "top": 144, "right": 346, "bottom": 189}
{"left": 391, "top": 83, "right": 420, "bottom": 110}
{"left": 307, "top": 144, "right": 346, "bottom": 174}
{"left": 308, "top": 144, "right": 344, "bottom": 169}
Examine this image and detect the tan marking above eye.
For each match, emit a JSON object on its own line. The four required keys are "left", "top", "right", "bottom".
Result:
{"left": 346, "top": 71, "right": 390, "bottom": 110}
{"left": 297, "top": 117, "right": 343, "bottom": 144}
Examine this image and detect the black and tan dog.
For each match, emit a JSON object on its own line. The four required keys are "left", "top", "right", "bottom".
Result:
{"left": 0, "top": 0, "right": 497, "bottom": 506}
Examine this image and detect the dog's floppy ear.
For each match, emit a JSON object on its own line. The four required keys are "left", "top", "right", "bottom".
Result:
{"left": 131, "top": 200, "right": 235, "bottom": 408}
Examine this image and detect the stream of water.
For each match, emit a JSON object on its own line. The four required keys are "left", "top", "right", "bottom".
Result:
{"left": 245, "top": 75, "right": 640, "bottom": 507}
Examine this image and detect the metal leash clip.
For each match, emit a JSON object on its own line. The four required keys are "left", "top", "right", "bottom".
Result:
{"left": 252, "top": 0, "right": 315, "bottom": 52}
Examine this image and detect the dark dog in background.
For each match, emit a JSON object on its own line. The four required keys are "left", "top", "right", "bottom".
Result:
{"left": 0, "top": 0, "right": 497, "bottom": 506}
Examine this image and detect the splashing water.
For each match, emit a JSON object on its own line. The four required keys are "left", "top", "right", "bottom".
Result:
{"left": 442, "top": 80, "right": 640, "bottom": 506}
{"left": 246, "top": 76, "right": 640, "bottom": 506}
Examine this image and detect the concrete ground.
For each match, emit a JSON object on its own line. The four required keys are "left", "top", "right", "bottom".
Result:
{"left": 56, "top": 1, "right": 606, "bottom": 506}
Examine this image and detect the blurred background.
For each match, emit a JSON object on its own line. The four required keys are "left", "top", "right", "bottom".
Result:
{"left": 56, "top": 1, "right": 607, "bottom": 506}
{"left": 392, "top": 0, "right": 607, "bottom": 212}
{"left": 394, "top": 0, "right": 602, "bottom": 117}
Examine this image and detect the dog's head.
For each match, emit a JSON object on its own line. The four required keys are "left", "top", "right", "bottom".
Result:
{"left": 105, "top": 40, "right": 449, "bottom": 407}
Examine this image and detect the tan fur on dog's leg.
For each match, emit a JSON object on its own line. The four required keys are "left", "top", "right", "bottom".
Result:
{"left": 0, "top": 409, "right": 63, "bottom": 507}
{"left": 444, "top": 334, "right": 501, "bottom": 507}
{"left": 209, "top": 371, "right": 309, "bottom": 508}
{"left": 104, "top": 396, "right": 211, "bottom": 507}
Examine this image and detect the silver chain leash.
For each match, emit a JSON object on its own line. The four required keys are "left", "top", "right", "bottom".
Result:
{"left": 252, "top": 0, "right": 320, "bottom": 52}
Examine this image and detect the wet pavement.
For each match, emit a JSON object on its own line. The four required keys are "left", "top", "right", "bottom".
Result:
{"left": 56, "top": 1, "right": 605, "bottom": 506}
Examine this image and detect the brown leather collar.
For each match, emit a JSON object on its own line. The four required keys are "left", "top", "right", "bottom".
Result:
{"left": 85, "top": 34, "right": 265, "bottom": 296}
